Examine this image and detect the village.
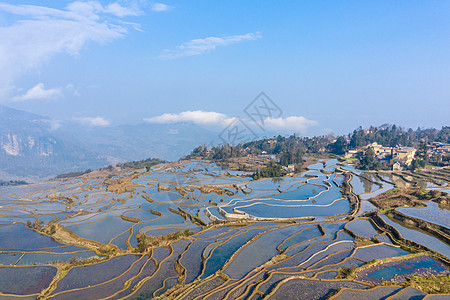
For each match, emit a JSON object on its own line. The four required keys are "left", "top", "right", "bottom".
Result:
{"left": 344, "top": 141, "right": 450, "bottom": 171}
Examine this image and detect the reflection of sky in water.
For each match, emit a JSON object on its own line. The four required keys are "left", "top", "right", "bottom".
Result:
{"left": 357, "top": 200, "right": 377, "bottom": 216}
{"left": 342, "top": 165, "right": 356, "bottom": 171}
{"left": 360, "top": 182, "right": 393, "bottom": 200}
{"left": 0, "top": 223, "right": 64, "bottom": 250}
{"left": 346, "top": 219, "right": 378, "bottom": 238}
{"left": 238, "top": 199, "right": 350, "bottom": 219}
{"left": 3, "top": 157, "right": 450, "bottom": 299}
{"left": 1, "top": 158, "right": 444, "bottom": 284}
{"left": 365, "top": 256, "right": 447, "bottom": 282}
{"left": 398, "top": 201, "right": 450, "bottom": 228}
{"left": 381, "top": 215, "right": 450, "bottom": 258}
{"left": 350, "top": 175, "right": 379, "bottom": 195}
{"left": 67, "top": 217, "right": 134, "bottom": 244}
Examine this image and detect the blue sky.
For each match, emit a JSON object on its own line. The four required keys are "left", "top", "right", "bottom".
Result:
{"left": 0, "top": 0, "right": 449, "bottom": 135}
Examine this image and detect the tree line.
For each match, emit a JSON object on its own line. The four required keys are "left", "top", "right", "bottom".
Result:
{"left": 328, "top": 125, "right": 450, "bottom": 154}
{"left": 183, "top": 125, "right": 450, "bottom": 174}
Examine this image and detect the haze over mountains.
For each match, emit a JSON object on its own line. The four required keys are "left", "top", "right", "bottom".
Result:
{"left": 0, "top": 105, "right": 218, "bottom": 181}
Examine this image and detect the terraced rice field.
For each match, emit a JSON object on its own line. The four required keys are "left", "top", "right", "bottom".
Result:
{"left": 0, "top": 159, "right": 448, "bottom": 299}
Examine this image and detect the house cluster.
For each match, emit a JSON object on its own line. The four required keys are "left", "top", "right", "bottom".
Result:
{"left": 429, "top": 142, "right": 450, "bottom": 154}
{"left": 283, "top": 164, "right": 296, "bottom": 173}
{"left": 345, "top": 142, "right": 416, "bottom": 170}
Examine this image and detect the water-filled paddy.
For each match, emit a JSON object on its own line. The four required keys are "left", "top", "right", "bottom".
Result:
{"left": 113, "top": 257, "right": 157, "bottom": 299}
{"left": 224, "top": 224, "right": 312, "bottom": 279}
{"left": 237, "top": 199, "right": 350, "bottom": 219}
{"left": 332, "top": 286, "right": 403, "bottom": 300}
{"left": 357, "top": 256, "right": 449, "bottom": 284}
{"left": 398, "top": 201, "right": 450, "bottom": 228}
{"left": 268, "top": 278, "right": 369, "bottom": 300}
{"left": 51, "top": 256, "right": 148, "bottom": 300}
{"left": 346, "top": 219, "right": 378, "bottom": 238}
{"left": 201, "top": 229, "right": 266, "bottom": 279}
{"left": 17, "top": 251, "right": 98, "bottom": 265}
{"left": 381, "top": 215, "right": 450, "bottom": 258}
{"left": 129, "top": 239, "right": 189, "bottom": 299}
{"left": 0, "top": 159, "right": 448, "bottom": 299}
{"left": 311, "top": 249, "right": 353, "bottom": 270}
{"left": 273, "top": 184, "right": 327, "bottom": 200}
{"left": 300, "top": 241, "right": 354, "bottom": 268}
{"left": 282, "top": 222, "right": 346, "bottom": 257}
{"left": 67, "top": 217, "right": 134, "bottom": 244}
{"left": 0, "top": 266, "right": 57, "bottom": 295}
{"left": 320, "top": 257, "right": 365, "bottom": 273}
{"left": 357, "top": 200, "right": 378, "bottom": 216}
{"left": 359, "top": 182, "right": 394, "bottom": 200}
{"left": 389, "top": 287, "right": 426, "bottom": 299}
{"left": 180, "top": 241, "right": 210, "bottom": 284}
{"left": 52, "top": 255, "right": 140, "bottom": 293}
{"left": 316, "top": 270, "right": 338, "bottom": 279}
{"left": 274, "top": 229, "right": 351, "bottom": 270}
{"left": 350, "top": 175, "right": 380, "bottom": 195}
{"left": 0, "top": 223, "right": 65, "bottom": 250}
{"left": 352, "top": 244, "right": 409, "bottom": 262}
{"left": 278, "top": 226, "right": 323, "bottom": 252}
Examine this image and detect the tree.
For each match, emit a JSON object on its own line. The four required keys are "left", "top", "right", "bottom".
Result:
{"left": 430, "top": 152, "right": 442, "bottom": 165}
{"left": 416, "top": 141, "right": 428, "bottom": 161}
{"left": 327, "top": 136, "right": 348, "bottom": 155}
{"left": 412, "top": 158, "right": 426, "bottom": 170}
{"left": 279, "top": 149, "right": 303, "bottom": 166}
{"left": 358, "top": 147, "right": 382, "bottom": 170}
{"left": 253, "top": 161, "right": 285, "bottom": 179}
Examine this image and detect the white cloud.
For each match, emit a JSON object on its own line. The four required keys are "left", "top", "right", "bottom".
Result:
{"left": 13, "top": 83, "right": 62, "bottom": 101}
{"left": 159, "top": 32, "right": 262, "bottom": 59}
{"left": 144, "top": 110, "right": 230, "bottom": 125}
{"left": 151, "top": 3, "right": 173, "bottom": 12}
{"left": 74, "top": 116, "right": 111, "bottom": 126}
{"left": 105, "top": 2, "right": 141, "bottom": 17}
{"left": 0, "top": 1, "right": 141, "bottom": 98}
{"left": 263, "top": 116, "right": 318, "bottom": 132}
{"left": 144, "top": 111, "right": 317, "bottom": 133}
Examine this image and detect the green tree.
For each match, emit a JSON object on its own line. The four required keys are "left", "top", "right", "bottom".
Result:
{"left": 416, "top": 141, "right": 428, "bottom": 161}
{"left": 412, "top": 158, "right": 426, "bottom": 170}
{"left": 358, "top": 147, "right": 382, "bottom": 170}
{"left": 327, "top": 136, "right": 348, "bottom": 155}
{"left": 430, "top": 152, "right": 442, "bottom": 165}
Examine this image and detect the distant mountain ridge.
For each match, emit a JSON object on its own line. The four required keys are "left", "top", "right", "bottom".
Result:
{"left": 0, "top": 105, "right": 218, "bottom": 181}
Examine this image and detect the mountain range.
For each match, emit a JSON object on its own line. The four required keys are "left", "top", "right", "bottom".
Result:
{"left": 0, "top": 105, "right": 219, "bottom": 182}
